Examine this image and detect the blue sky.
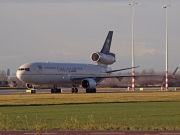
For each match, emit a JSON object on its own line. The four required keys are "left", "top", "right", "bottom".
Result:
{"left": 0, "top": 0, "right": 179, "bottom": 74}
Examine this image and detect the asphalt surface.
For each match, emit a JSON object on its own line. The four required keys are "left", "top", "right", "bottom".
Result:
{"left": 0, "top": 87, "right": 177, "bottom": 95}
{"left": 0, "top": 88, "right": 129, "bottom": 94}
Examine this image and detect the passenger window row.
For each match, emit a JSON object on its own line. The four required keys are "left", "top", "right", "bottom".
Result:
{"left": 18, "top": 68, "right": 30, "bottom": 71}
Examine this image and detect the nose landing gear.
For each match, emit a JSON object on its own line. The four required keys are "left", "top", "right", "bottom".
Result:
{"left": 72, "top": 85, "right": 78, "bottom": 93}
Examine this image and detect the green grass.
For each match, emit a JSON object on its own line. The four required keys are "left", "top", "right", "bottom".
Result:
{"left": 0, "top": 92, "right": 180, "bottom": 105}
{"left": 0, "top": 102, "right": 180, "bottom": 130}
{"left": 0, "top": 92, "right": 180, "bottom": 130}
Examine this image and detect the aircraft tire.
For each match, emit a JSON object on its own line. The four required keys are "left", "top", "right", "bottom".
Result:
{"left": 86, "top": 88, "right": 96, "bottom": 93}
{"left": 31, "top": 90, "right": 36, "bottom": 93}
{"left": 51, "top": 89, "right": 54, "bottom": 93}
{"left": 51, "top": 88, "right": 61, "bottom": 93}
{"left": 57, "top": 88, "right": 61, "bottom": 93}
{"left": 92, "top": 88, "right": 96, "bottom": 93}
{"left": 72, "top": 88, "right": 75, "bottom": 93}
{"left": 75, "top": 88, "right": 78, "bottom": 93}
{"left": 51, "top": 88, "right": 56, "bottom": 93}
{"left": 86, "top": 89, "right": 89, "bottom": 93}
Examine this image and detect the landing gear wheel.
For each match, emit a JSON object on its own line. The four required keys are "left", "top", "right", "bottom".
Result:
{"left": 72, "top": 85, "right": 78, "bottom": 93}
{"left": 86, "top": 88, "right": 90, "bottom": 93}
{"left": 75, "top": 88, "right": 78, "bottom": 93}
{"left": 72, "top": 88, "right": 75, "bottom": 93}
{"left": 92, "top": 88, "right": 96, "bottom": 93}
{"left": 31, "top": 89, "right": 36, "bottom": 93}
{"left": 51, "top": 88, "right": 61, "bottom": 93}
{"left": 86, "top": 88, "right": 96, "bottom": 93}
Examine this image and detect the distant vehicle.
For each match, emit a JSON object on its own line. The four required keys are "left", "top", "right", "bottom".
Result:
{"left": 16, "top": 31, "right": 177, "bottom": 93}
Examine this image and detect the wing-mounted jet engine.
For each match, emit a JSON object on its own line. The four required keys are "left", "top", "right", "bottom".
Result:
{"left": 91, "top": 31, "right": 115, "bottom": 66}
{"left": 81, "top": 78, "right": 97, "bottom": 93}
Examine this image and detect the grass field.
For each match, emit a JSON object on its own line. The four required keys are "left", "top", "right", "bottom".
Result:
{"left": 0, "top": 92, "right": 180, "bottom": 130}
{"left": 0, "top": 92, "right": 180, "bottom": 105}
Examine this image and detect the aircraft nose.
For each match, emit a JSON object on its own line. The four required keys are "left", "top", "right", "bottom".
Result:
{"left": 16, "top": 70, "right": 23, "bottom": 81}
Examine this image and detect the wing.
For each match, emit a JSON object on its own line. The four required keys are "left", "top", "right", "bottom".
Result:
{"left": 71, "top": 67, "right": 178, "bottom": 82}
{"left": 70, "top": 74, "right": 165, "bottom": 81}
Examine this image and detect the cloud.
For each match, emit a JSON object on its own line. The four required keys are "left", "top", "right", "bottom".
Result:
{"left": 136, "top": 44, "right": 164, "bottom": 57}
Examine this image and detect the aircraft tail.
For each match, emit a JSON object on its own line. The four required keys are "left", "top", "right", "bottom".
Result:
{"left": 91, "top": 31, "right": 115, "bottom": 66}
{"left": 100, "top": 31, "right": 113, "bottom": 54}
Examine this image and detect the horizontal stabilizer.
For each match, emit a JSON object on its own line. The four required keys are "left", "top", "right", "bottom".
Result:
{"left": 106, "top": 66, "right": 140, "bottom": 73}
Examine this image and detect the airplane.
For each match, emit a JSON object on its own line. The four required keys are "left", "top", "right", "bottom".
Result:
{"left": 16, "top": 31, "right": 177, "bottom": 93}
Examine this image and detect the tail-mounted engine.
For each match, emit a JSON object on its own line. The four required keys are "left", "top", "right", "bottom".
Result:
{"left": 91, "top": 52, "right": 115, "bottom": 65}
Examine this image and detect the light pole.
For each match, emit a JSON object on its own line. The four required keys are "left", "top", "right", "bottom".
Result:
{"left": 129, "top": 2, "right": 137, "bottom": 91}
{"left": 163, "top": 5, "right": 170, "bottom": 91}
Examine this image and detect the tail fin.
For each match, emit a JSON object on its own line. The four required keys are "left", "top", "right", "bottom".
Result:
{"left": 91, "top": 31, "right": 115, "bottom": 66}
{"left": 100, "top": 31, "right": 113, "bottom": 54}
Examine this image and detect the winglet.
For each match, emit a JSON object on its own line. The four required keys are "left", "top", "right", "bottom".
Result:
{"left": 171, "top": 67, "right": 178, "bottom": 80}
{"left": 172, "top": 67, "right": 178, "bottom": 75}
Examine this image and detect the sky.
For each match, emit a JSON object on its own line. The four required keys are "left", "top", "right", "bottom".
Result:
{"left": 0, "top": 0, "right": 180, "bottom": 74}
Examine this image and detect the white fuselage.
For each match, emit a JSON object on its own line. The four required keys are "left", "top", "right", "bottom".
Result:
{"left": 16, "top": 62, "right": 109, "bottom": 85}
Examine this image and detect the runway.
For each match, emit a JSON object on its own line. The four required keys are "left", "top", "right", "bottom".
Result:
{"left": 0, "top": 130, "right": 180, "bottom": 135}
{"left": 0, "top": 88, "right": 125, "bottom": 94}
{"left": 0, "top": 87, "right": 178, "bottom": 95}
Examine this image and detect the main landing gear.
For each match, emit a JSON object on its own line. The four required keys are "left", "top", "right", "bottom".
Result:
{"left": 72, "top": 85, "right": 78, "bottom": 93}
{"left": 51, "top": 85, "right": 62, "bottom": 93}
{"left": 31, "top": 89, "right": 36, "bottom": 93}
{"left": 86, "top": 88, "right": 96, "bottom": 93}
{"left": 26, "top": 84, "right": 36, "bottom": 93}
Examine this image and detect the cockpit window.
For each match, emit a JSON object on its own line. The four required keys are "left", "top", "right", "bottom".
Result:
{"left": 25, "top": 68, "right": 30, "bottom": 71}
{"left": 18, "top": 68, "right": 25, "bottom": 71}
{"left": 18, "top": 68, "right": 30, "bottom": 71}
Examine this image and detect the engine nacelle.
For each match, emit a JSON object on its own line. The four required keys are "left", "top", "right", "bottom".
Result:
{"left": 81, "top": 78, "right": 97, "bottom": 89}
{"left": 91, "top": 52, "right": 115, "bottom": 65}
{"left": 26, "top": 83, "right": 41, "bottom": 89}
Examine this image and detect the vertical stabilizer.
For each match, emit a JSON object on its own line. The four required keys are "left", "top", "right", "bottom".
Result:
{"left": 91, "top": 31, "right": 115, "bottom": 66}
{"left": 100, "top": 31, "right": 113, "bottom": 54}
